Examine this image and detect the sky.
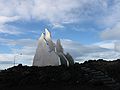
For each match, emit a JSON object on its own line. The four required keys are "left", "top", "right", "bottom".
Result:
{"left": 0, "top": 0, "right": 120, "bottom": 69}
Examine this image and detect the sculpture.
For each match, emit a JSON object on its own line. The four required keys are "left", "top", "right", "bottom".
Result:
{"left": 33, "top": 29, "right": 74, "bottom": 67}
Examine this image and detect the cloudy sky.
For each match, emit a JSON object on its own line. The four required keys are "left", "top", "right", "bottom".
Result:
{"left": 0, "top": 0, "right": 120, "bottom": 69}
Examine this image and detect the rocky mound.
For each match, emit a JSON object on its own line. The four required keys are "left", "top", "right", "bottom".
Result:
{"left": 0, "top": 59, "right": 120, "bottom": 90}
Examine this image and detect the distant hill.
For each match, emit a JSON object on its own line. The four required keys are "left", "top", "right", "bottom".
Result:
{"left": 0, "top": 59, "right": 120, "bottom": 90}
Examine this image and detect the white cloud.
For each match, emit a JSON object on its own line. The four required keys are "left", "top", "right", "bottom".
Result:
{"left": 52, "top": 23, "right": 65, "bottom": 29}
{"left": 0, "top": 54, "right": 16, "bottom": 69}
{"left": 95, "top": 40, "right": 120, "bottom": 52}
{"left": 0, "top": 53, "right": 33, "bottom": 70}
{"left": 0, "top": 0, "right": 119, "bottom": 31}
{"left": 0, "top": 38, "right": 36, "bottom": 46}
{"left": 77, "top": 51, "right": 120, "bottom": 61}
{"left": 0, "top": 0, "right": 81, "bottom": 24}
{"left": 0, "top": 54, "right": 14, "bottom": 61}
{"left": 0, "top": 16, "right": 21, "bottom": 35}
{"left": 12, "top": 46, "right": 36, "bottom": 56}
{"left": 0, "top": 25, "right": 22, "bottom": 35}
{"left": 101, "top": 23, "right": 120, "bottom": 40}
{"left": 0, "top": 0, "right": 82, "bottom": 35}
{"left": 0, "top": 16, "right": 20, "bottom": 24}
{"left": 94, "top": 40, "right": 115, "bottom": 50}
{"left": 0, "top": 0, "right": 111, "bottom": 25}
{"left": 0, "top": 37, "right": 36, "bottom": 69}
{"left": 2, "top": 0, "right": 120, "bottom": 69}
{"left": 100, "top": 0, "right": 120, "bottom": 27}
{"left": 0, "top": 38, "right": 37, "bottom": 69}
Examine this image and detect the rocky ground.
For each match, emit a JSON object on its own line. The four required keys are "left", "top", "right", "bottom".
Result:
{"left": 0, "top": 59, "right": 120, "bottom": 90}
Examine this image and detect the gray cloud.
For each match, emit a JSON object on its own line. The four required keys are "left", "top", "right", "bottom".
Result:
{"left": 101, "top": 23, "right": 120, "bottom": 40}
{"left": 114, "top": 41, "right": 120, "bottom": 52}
{"left": 1, "top": 38, "right": 120, "bottom": 69}
{"left": 61, "top": 39, "right": 110, "bottom": 59}
{"left": 61, "top": 39, "right": 120, "bottom": 62}
{"left": 0, "top": 61, "right": 13, "bottom": 64}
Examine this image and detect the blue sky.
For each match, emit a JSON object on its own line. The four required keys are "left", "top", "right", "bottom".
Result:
{"left": 0, "top": 0, "right": 120, "bottom": 69}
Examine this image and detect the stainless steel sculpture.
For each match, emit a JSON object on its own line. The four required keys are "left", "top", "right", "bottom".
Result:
{"left": 33, "top": 28, "right": 74, "bottom": 67}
